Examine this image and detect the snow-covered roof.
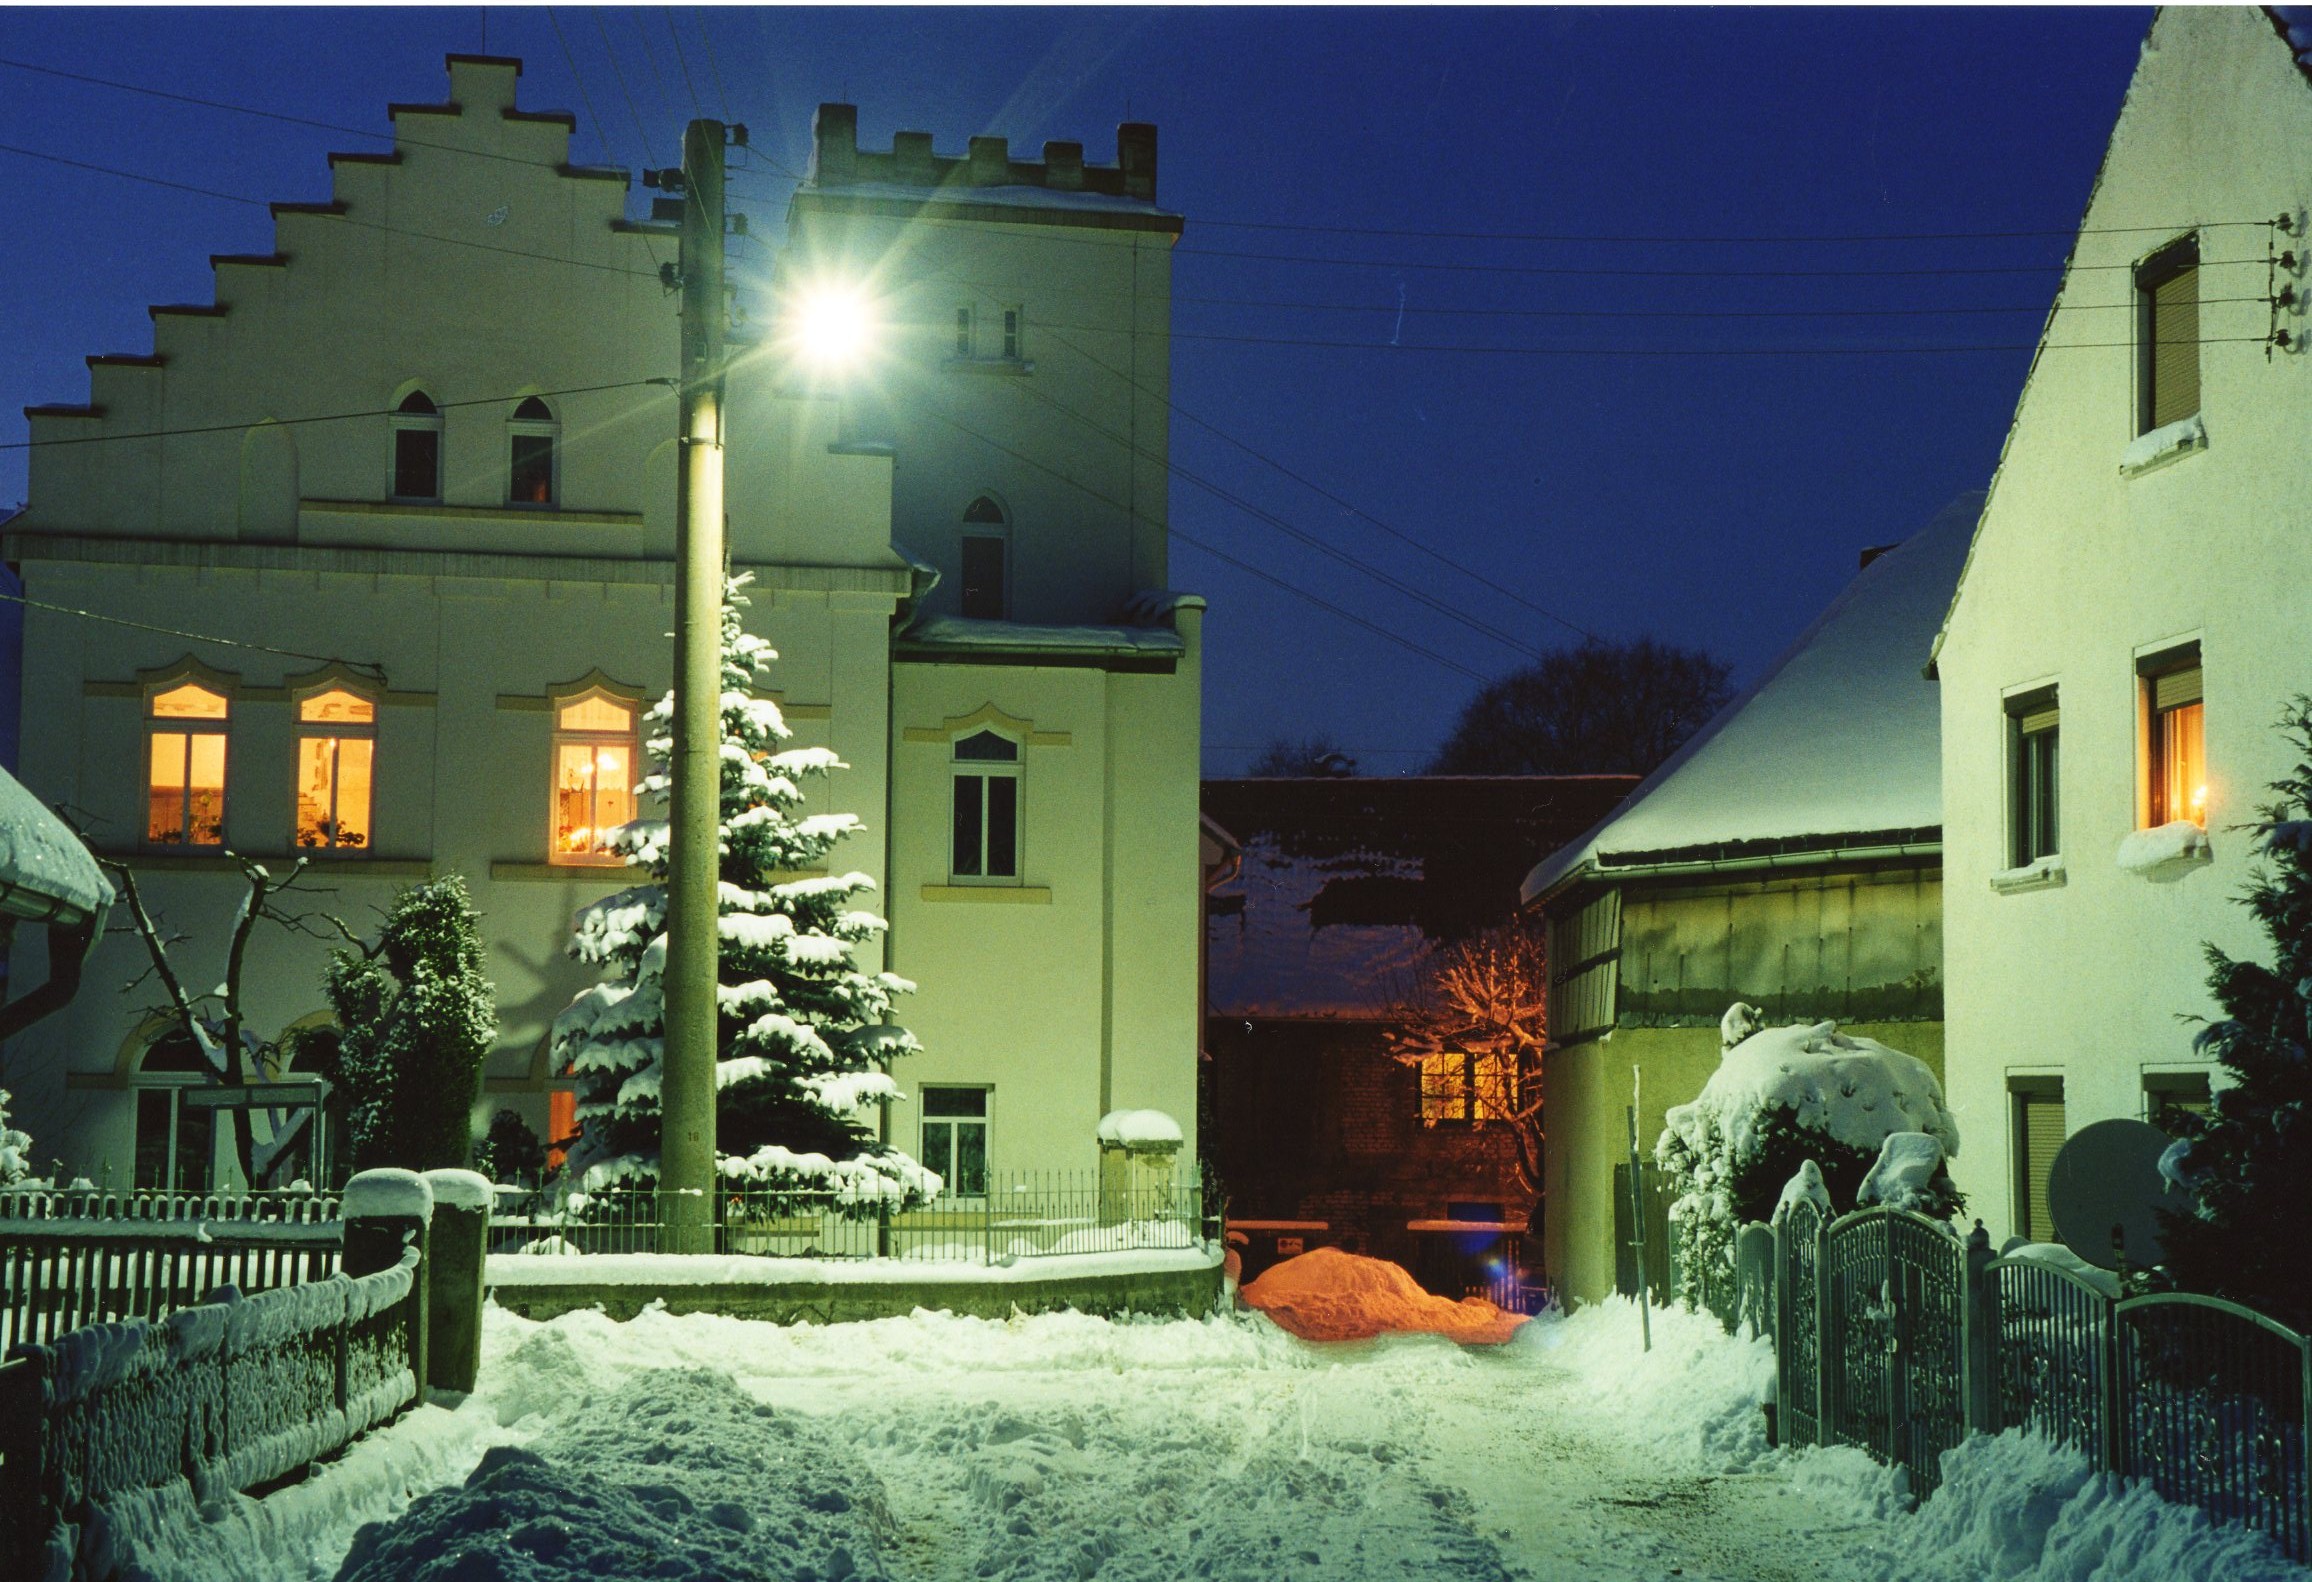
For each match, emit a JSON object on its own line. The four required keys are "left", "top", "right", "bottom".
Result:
{"left": 0, "top": 761, "right": 110, "bottom": 927}
{"left": 897, "top": 614, "right": 1186, "bottom": 661}
{"left": 1522, "top": 492, "right": 1983, "bottom": 906}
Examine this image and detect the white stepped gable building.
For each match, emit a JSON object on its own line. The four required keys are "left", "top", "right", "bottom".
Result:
{"left": 1, "top": 54, "right": 1203, "bottom": 1191}
{"left": 1931, "top": 8, "right": 2312, "bottom": 1244}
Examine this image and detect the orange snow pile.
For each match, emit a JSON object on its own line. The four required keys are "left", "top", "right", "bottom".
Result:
{"left": 1239, "top": 1247, "right": 1529, "bottom": 1345}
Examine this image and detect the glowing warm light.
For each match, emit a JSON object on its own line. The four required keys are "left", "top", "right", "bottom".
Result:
{"left": 788, "top": 285, "right": 875, "bottom": 368}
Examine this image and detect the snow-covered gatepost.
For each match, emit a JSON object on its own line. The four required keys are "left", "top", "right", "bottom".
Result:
{"left": 419, "top": 1169, "right": 491, "bottom": 1394}
{"left": 1097, "top": 1109, "right": 1183, "bottom": 1228}
{"left": 342, "top": 1169, "right": 432, "bottom": 1396}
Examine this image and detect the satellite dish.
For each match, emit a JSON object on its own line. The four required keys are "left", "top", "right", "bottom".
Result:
{"left": 2047, "top": 1118, "right": 2186, "bottom": 1270}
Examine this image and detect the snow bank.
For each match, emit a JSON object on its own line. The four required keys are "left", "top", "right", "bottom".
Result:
{"left": 1094, "top": 1108, "right": 1183, "bottom": 1149}
{"left": 486, "top": 1245, "right": 1220, "bottom": 1287}
{"left": 343, "top": 1169, "right": 434, "bottom": 1223}
{"left": 1521, "top": 1297, "right": 1776, "bottom": 1472}
{"left": 2118, "top": 820, "right": 2209, "bottom": 874}
{"left": 1239, "top": 1248, "right": 1527, "bottom": 1344}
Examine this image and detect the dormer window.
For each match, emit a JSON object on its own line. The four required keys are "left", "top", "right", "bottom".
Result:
{"left": 294, "top": 684, "right": 377, "bottom": 851}
{"left": 391, "top": 390, "right": 442, "bottom": 501}
{"left": 146, "top": 679, "right": 230, "bottom": 846}
{"left": 961, "top": 495, "right": 1009, "bottom": 620}
{"left": 509, "top": 396, "right": 557, "bottom": 507}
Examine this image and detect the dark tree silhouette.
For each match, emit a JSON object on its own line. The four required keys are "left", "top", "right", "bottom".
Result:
{"left": 1247, "top": 734, "right": 1358, "bottom": 778}
{"left": 1428, "top": 637, "right": 1733, "bottom": 777}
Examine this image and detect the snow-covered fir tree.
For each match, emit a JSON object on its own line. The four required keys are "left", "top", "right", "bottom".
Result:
{"left": 554, "top": 577, "right": 935, "bottom": 1206}
{"left": 0, "top": 1088, "right": 36, "bottom": 1185}
{"left": 2159, "top": 700, "right": 2312, "bottom": 1329}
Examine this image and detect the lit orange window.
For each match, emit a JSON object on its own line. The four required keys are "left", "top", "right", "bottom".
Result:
{"left": 146, "top": 682, "right": 229, "bottom": 846}
{"left": 295, "top": 687, "right": 376, "bottom": 851}
{"left": 551, "top": 691, "right": 638, "bottom": 861}
{"left": 2147, "top": 658, "right": 2206, "bottom": 827}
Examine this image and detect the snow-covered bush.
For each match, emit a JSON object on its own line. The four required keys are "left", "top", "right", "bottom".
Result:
{"left": 2158, "top": 698, "right": 2312, "bottom": 1330}
{"left": 555, "top": 577, "right": 935, "bottom": 1208}
{"left": 0, "top": 1088, "right": 38, "bottom": 1185}
{"left": 323, "top": 877, "right": 499, "bottom": 1172}
{"left": 1657, "top": 1006, "right": 1961, "bottom": 1301}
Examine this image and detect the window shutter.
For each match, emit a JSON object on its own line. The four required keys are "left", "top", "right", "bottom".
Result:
{"left": 2017, "top": 704, "right": 2058, "bottom": 737}
{"left": 2019, "top": 1093, "right": 2067, "bottom": 1242}
{"left": 2148, "top": 263, "right": 2199, "bottom": 430}
{"left": 2153, "top": 665, "right": 2203, "bottom": 713}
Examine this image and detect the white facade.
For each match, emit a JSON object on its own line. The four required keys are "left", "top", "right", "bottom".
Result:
{"left": 1, "top": 55, "right": 1202, "bottom": 1191}
{"left": 1933, "top": 9, "right": 2312, "bottom": 1241}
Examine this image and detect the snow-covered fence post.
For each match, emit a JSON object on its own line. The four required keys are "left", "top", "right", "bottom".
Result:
{"left": 342, "top": 1169, "right": 431, "bottom": 1400}
{"left": 420, "top": 1169, "right": 490, "bottom": 1394}
{"left": 1960, "top": 1219, "right": 1996, "bottom": 1437}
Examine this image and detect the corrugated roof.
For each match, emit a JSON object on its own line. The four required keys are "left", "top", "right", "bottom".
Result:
{"left": 1521, "top": 492, "right": 1983, "bottom": 906}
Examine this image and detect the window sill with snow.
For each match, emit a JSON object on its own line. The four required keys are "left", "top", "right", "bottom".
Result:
{"left": 2118, "top": 412, "right": 2206, "bottom": 477}
{"left": 2116, "top": 820, "right": 2211, "bottom": 879}
{"left": 1989, "top": 855, "right": 2066, "bottom": 894}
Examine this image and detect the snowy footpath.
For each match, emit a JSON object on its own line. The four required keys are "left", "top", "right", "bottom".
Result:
{"left": 114, "top": 1296, "right": 2308, "bottom": 1582}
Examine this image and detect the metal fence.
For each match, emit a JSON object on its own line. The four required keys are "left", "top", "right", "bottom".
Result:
{"left": 490, "top": 1168, "right": 1211, "bottom": 1264}
{"left": 1750, "top": 1204, "right": 2312, "bottom": 1560}
{"left": 0, "top": 1186, "right": 344, "bottom": 1352}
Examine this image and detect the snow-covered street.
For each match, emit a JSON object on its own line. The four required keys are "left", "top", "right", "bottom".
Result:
{"left": 119, "top": 1297, "right": 2308, "bottom": 1582}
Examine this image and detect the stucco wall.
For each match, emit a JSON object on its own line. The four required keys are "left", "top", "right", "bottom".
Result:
{"left": 1936, "top": 8, "right": 2312, "bottom": 1240}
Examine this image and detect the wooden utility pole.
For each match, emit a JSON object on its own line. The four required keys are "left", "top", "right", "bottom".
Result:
{"left": 660, "top": 117, "right": 727, "bottom": 1253}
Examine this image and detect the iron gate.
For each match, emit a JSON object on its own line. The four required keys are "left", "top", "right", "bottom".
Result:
{"left": 1818, "top": 1207, "right": 1967, "bottom": 1497}
{"left": 1775, "top": 1199, "right": 1823, "bottom": 1447}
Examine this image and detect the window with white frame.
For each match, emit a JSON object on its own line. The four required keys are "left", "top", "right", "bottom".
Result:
{"left": 133, "top": 1030, "right": 217, "bottom": 1193}
{"left": 509, "top": 396, "right": 558, "bottom": 507}
{"left": 950, "top": 729, "right": 1020, "bottom": 881}
{"left": 550, "top": 688, "right": 640, "bottom": 861}
{"left": 920, "top": 1086, "right": 989, "bottom": 1196}
{"left": 2007, "top": 687, "right": 2059, "bottom": 866}
{"left": 391, "top": 389, "right": 442, "bottom": 501}
{"left": 2142, "top": 646, "right": 2205, "bottom": 828}
{"left": 146, "top": 678, "right": 230, "bottom": 846}
{"left": 960, "top": 495, "right": 1009, "bottom": 619}
{"left": 294, "top": 683, "right": 376, "bottom": 851}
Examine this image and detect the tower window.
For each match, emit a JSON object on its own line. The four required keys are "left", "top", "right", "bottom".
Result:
{"left": 391, "top": 390, "right": 442, "bottom": 501}
{"left": 960, "top": 495, "right": 1008, "bottom": 620}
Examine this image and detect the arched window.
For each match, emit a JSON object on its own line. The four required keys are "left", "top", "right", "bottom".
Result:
{"left": 550, "top": 686, "right": 640, "bottom": 861}
{"left": 960, "top": 495, "right": 1008, "bottom": 620}
{"left": 146, "top": 678, "right": 230, "bottom": 846}
{"left": 509, "top": 396, "right": 558, "bottom": 507}
{"left": 293, "top": 681, "right": 377, "bottom": 851}
{"left": 950, "top": 728, "right": 1020, "bottom": 881}
{"left": 391, "top": 390, "right": 442, "bottom": 501}
{"left": 133, "top": 1029, "right": 216, "bottom": 1192}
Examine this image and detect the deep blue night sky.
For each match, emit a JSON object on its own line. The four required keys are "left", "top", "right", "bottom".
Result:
{"left": 0, "top": 7, "right": 2153, "bottom": 772}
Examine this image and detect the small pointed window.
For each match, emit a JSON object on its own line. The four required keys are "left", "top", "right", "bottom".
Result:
{"left": 391, "top": 390, "right": 442, "bottom": 501}
{"left": 509, "top": 396, "right": 558, "bottom": 507}
{"left": 146, "top": 680, "right": 230, "bottom": 846}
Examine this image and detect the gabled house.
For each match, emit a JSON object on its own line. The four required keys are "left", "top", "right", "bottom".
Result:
{"left": 1, "top": 56, "right": 1203, "bottom": 1193}
{"left": 1523, "top": 496, "right": 1978, "bottom": 1305}
{"left": 1931, "top": 8, "right": 2312, "bottom": 1243}
{"left": 1202, "top": 774, "right": 1632, "bottom": 1299}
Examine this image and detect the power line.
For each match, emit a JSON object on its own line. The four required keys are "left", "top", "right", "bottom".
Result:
{"left": 547, "top": 7, "right": 622, "bottom": 172}
{"left": 692, "top": 9, "right": 735, "bottom": 122}
{"left": 0, "top": 588, "right": 385, "bottom": 677}
{"left": 1189, "top": 214, "right": 2277, "bottom": 246}
{"left": 595, "top": 7, "right": 662, "bottom": 173}
{"left": 1040, "top": 322, "right": 1590, "bottom": 639}
{"left": 661, "top": 9, "right": 706, "bottom": 119}
{"left": 994, "top": 364, "right": 1562, "bottom": 660}
{"left": 1167, "top": 243, "right": 2266, "bottom": 281}
{"left": 0, "top": 140, "right": 670, "bottom": 284}
{"left": 1138, "top": 289, "right": 2274, "bottom": 324}
{"left": 920, "top": 397, "right": 1492, "bottom": 685}
{"left": 3, "top": 377, "right": 669, "bottom": 452}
